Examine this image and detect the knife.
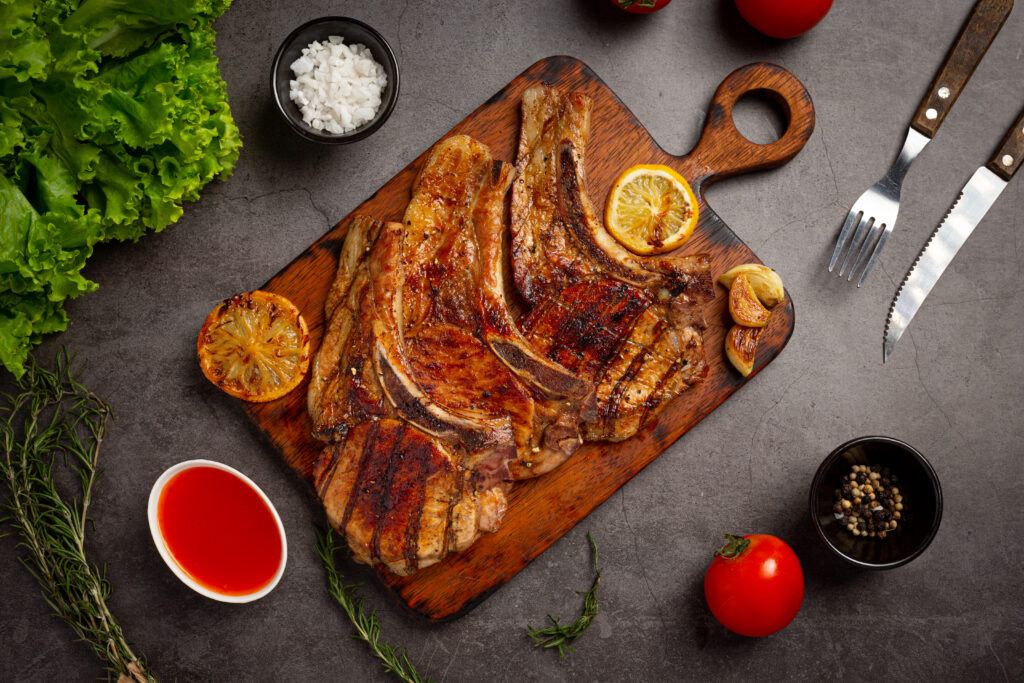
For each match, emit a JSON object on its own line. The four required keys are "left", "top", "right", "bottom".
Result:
{"left": 884, "top": 107, "right": 1024, "bottom": 363}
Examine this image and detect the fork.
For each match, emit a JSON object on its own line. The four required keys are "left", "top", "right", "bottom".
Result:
{"left": 828, "top": 0, "right": 1013, "bottom": 287}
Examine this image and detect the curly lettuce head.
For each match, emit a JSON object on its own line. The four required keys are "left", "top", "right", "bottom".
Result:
{"left": 0, "top": 0, "right": 240, "bottom": 377}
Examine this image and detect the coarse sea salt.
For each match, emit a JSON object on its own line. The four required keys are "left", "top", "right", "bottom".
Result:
{"left": 288, "top": 36, "right": 387, "bottom": 135}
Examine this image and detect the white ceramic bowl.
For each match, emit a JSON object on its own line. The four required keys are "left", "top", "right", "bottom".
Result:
{"left": 148, "top": 459, "right": 287, "bottom": 603}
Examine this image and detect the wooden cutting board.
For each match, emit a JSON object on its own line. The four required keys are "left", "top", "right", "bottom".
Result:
{"left": 243, "top": 56, "right": 814, "bottom": 621}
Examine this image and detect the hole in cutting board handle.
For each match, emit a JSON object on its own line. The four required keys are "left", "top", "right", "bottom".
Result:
{"left": 731, "top": 90, "right": 788, "bottom": 145}
{"left": 684, "top": 63, "right": 815, "bottom": 188}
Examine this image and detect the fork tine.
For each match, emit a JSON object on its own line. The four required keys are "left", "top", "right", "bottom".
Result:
{"left": 856, "top": 225, "right": 893, "bottom": 287}
{"left": 829, "top": 210, "right": 860, "bottom": 272}
{"left": 839, "top": 215, "right": 872, "bottom": 277}
{"left": 846, "top": 219, "right": 884, "bottom": 282}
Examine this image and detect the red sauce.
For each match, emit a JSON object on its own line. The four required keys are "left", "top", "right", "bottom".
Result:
{"left": 157, "top": 466, "right": 282, "bottom": 596}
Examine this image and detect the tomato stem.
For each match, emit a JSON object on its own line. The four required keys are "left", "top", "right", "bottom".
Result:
{"left": 715, "top": 534, "right": 750, "bottom": 559}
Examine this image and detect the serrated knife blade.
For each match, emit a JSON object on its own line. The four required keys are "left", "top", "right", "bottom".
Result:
{"left": 884, "top": 108, "right": 1024, "bottom": 363}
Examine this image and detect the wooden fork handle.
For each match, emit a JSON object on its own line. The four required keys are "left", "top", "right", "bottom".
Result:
{"left": 986, "top": 107, "right": 1024, "bottom": 181}
{"left": 910, "top": 0, "right": 1013, "bottom": 138}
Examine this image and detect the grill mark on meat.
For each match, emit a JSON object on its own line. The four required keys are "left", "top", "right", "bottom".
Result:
{"left": 522, "top": 279, "right": 651, "bottom": 381}
{"left": 476, "top": 160, "right": 588, "bottom": 400}
{"left": 391, "top": 434, "right": 434, "bottom": 573}
{"left": 315, "top": 444, "right": 342, "bottom": 500}
{"left": 643, "top": 356, "right": 687, "bottom": 420}
{"left": 341, "top": 420, "right": 380, "bottom": 542}
{"left": 603, "top": 345, "right": 651, "bottom": 424}
{"left": 444, "top": 472, "right": 470, "bottom": 558}
{"left": 368, "top": 424, "right": 403, "bottom": 565}
{"left": 512, "top": 84, "right": 713, "bottom": 444}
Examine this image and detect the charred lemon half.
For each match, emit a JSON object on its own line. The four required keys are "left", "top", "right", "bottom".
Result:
{"left": 197, "top": 290, "right": 310, "bottom": 402}
{"left": 605, "top": 164, "right": 698, "bottom": 255}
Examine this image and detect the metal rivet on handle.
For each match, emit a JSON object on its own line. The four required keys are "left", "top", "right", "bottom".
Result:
{"left": 925, "top": 108, "right": 938, "bottom": 120}
{"left": 937, "top": 86, "right": 950, "bottom": 99}
{"left": 1003, "top": 154, "right": 1015, "bottom": 167}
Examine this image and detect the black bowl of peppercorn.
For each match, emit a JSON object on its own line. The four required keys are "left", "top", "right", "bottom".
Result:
{"left": 810, "top": 436, "right": 942, "bottom": 569}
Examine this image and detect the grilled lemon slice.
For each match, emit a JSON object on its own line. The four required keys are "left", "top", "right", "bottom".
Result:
{"left": 605, "top": 164, "right": 698, "bottom": 255}
{"left": 197, "top": 290, "right": 310, "bottom": 402}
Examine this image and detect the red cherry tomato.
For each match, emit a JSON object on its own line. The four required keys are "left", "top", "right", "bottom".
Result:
{"left": 704, "top": 534, "right": 804, "bottom": 637}
{"left": 734, "top": 0, "right": 833, "bottom": 38}
{"left": 610, "top": 0, "right": 673, "bottom": 14}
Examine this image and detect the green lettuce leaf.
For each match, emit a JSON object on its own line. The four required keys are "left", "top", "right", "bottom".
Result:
{"left": 0, "top": 0, "right": 240, "bottom": 377}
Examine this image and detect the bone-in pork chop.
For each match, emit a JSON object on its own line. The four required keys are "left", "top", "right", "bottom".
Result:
{"left": 510, "top": 84, "right": 713, "bottom": 442}
{"left": 398, "top": 135, "right": 582, "bottom": 479}
{"left": 309, "top": 216, "right": 506, "bottom": 575}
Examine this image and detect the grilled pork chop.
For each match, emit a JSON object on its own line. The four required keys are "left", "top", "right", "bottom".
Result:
{"left": 397, "top": 135, "right": 582, "bottom": 479}
{"left": 309, "top": 216, "right": 507, "bottom": 575}
{"left": 308, "top": 85, "right": 714, "bottom": 574}
{"left": 510, "top": 84, "right": 713, "bottom": 441}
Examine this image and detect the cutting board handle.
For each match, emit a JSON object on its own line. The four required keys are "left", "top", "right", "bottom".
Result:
{"left": 682, "top": 62, "right": 815, "bottom": 193}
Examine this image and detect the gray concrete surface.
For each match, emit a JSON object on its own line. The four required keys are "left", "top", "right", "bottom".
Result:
{"left": 3, "top": 1, "right": 1023, "bottom": 680}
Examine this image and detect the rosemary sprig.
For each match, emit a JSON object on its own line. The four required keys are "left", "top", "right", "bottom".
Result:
{"left": 315, "top": 526, "right": 435, "bottom": 683}
{"left": 527, "top": 532, "right": 601, "bottom": 659}
{"left": 0, "top": 349, "right": 154, "bottom": 683}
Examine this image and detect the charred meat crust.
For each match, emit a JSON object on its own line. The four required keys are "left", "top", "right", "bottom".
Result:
{"left": 318, "top": 420, "right": 478, "bottom": 575}
{"left": 475, "top": 159, "right": 589, "bottom": 400}
{"left": 308, "top": 216, "right": 391, "bottom": 441}
{"left": 309, "top": 85, "right": 717, "bottom": 575}
{"left": 511, "top": 84, "right": 714, "bottom": 442}
{"left": 370, "top": 220, "right": 516, "bottom": 459}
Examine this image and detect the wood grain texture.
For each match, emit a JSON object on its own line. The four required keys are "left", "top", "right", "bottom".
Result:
{"left": 242, "top": 57, "right": 815, "bottom": 620}
{"left": 986, "top": 107, "right": 1024, "bottom": 180}
{"left": 910, "top": 0, "right": 1013, "bottom": 138}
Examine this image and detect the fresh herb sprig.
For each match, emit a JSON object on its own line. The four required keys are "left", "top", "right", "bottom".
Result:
{"left": 527, "top": 532, "right": 601, "bottom": 659}
{"left": 315, "top": 527, "right": 435, "bottom": 683}
{"left": 0, "top": 349, "right": 154, "bottom": 682}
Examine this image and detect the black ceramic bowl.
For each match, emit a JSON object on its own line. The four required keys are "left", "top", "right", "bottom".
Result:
{"left": 271, "top": 17, "right": 400, "bottom": 144}
{"left": 810, "top": 436, "right": 942, "bottom": 569}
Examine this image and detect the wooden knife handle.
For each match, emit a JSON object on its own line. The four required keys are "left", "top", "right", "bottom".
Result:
{"left": 986, "top": 107, "right": 1024, "bottom": 180}
{"left": 910, "top": 0, "right": 1013, "bottom": 138}
{"left": 682, "top": 62, "right": 815, "bottom": 191}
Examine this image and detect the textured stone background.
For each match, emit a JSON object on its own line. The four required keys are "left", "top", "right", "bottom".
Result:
{"left": 3, "top": 1, "right": 1023, "bottom": 680}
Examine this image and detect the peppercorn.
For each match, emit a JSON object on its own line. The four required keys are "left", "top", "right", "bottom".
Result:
{"left": 832, "top": 462, "right": 905, "bottom": 542}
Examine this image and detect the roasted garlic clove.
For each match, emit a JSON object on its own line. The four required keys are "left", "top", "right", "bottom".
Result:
{"left": 728, "top": 273, "right": 771, "bottom": 327}
{"left": 718, "top": 263, "right": 785, "bottom": 308}
{"left": 725, "top": 324, "right": 761, "bottom": 377}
